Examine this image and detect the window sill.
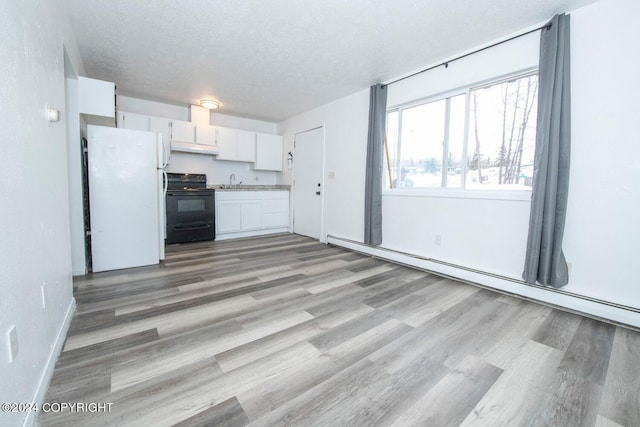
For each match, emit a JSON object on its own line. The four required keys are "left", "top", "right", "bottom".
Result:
{"left": 382, "top": 188, "right": 532, "bottom": 202}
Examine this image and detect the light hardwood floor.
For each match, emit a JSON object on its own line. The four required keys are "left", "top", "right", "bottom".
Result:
{"left": 39, "top": 233, "right": 640, "bottom": 426}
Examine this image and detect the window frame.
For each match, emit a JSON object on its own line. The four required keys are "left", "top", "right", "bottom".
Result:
{"left": 384, "top": 68, "right": 539, "bottom": 201}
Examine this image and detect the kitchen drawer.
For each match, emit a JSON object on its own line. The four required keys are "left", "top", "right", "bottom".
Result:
{"left": 215, "top": 191, "right": 262, "bottom": 201}
{"left": 263, "top": 198, "right": 289, "bottom": 214}
{"left": 263, "top": 212, "right": 289, "bottom": 229}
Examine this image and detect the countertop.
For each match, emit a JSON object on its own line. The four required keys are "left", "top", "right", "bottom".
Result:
{"left": 207, "top": 184, "right": 291, "bottom": 191}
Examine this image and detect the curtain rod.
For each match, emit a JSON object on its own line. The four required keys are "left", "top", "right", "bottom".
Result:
{"left": 383, "top": 22, "right": 552, "bottom": 87}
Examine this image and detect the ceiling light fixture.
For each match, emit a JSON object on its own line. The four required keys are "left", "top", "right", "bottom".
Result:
{"left": 200, "top": 99, "right": 220, "bottom": 110}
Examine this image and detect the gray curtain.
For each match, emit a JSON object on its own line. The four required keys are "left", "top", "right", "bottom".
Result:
{"left": 364, "top": 84, "right": 387, "bottom": 246}
{"left": 523, "top": 14, "right": 571, "bottom": 287}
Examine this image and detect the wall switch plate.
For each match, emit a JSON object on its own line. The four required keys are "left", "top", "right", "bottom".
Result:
{"left": 434, "top": 234, "right": 442, "bottom": 247}
{"left": 6, "top": 325, "right": 18, "bottom": 363}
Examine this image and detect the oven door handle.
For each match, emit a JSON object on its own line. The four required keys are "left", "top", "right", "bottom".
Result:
{"left": 172, "top": 224, "right": 212, "bottom": 231}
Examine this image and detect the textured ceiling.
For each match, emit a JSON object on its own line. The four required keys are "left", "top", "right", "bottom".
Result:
{"left": 63, "top": 0, "right": 597, "bottom": 122}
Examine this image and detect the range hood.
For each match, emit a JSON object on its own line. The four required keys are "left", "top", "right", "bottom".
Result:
{"left": 171, "top": 140, "right": 218, "bottom": 155}
{"left": 170, "top": 105, "right": 218, "bottom": 155}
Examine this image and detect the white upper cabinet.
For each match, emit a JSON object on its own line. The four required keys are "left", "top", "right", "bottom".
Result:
{"left": 149, "top": 117, "right": 171, "bottom": 149}
{"left": 170, "top": 120, "right": 195, "bottom": 144}
{"left": 117, "top": 111, "right": 149, "bottom": 131}
{"left": 116, "top": 112, "right": 171, "bottom": 165}
{"left": 149, "top": 116, "right": 172, "bottom": 165}
{"left": 172, "top": 121, "right": 218, "bottom": 154}
{"left": 79, "top": 76, "right": 115, "bottom": 118}
{"left": 254, "top": 133, "right": 284, "bottom": 171}
{"left": 215, "top": 126, "right": 237, "bottom": 159}
{"left": 195, "top": 125, "right": 217, "bottom": 147}
{"left": 236, "top": 130, "right": 257, "bottom": 162}
{"left": 216, "top": 126, "right": 256, "bottom": 162}
{"left": 113, "top": 111, "right": 279, "bottom": 162}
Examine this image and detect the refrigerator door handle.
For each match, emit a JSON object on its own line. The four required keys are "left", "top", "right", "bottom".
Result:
{"left": 157, "top": 133, "right": 169, "bottom": 169}
{"left": 162, "top": 140, "right": 170, "bottom": 168}
{"left": 163, "top": 170, "right": 168, "bottom": 196}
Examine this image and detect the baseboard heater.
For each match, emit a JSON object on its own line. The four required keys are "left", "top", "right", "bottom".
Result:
{"left": 326, "top": 234, "right": 640, "bottom": 329}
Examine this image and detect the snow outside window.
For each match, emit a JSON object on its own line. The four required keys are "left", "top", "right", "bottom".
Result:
{"left": 385, "top": 72, "right": 538, "bottom": 192}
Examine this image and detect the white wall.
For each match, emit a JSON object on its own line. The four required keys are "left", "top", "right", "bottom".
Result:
{"left": 278, "top": 88, "right": 371, "bottom": 242}
{"left": 383, "top": 194, "right": 532, "bottom": 277}
{"left": 387, "top": 31, "right": 540, "bottom": 108}
{"left": 118, "top": 96, "right": 280, "bottom": 185}
{"left": 65, "top": 53, "right": 86, "bottom": 276}
{"left": 118, "top": 95, "right": 189, "bottom": 121}
{"left": 210, "top": 112, "right": 277, "bottom": 134}
{"left": 167, "top": 153, "right": 278, "bottom": 186}
{"left": 383, "top": 32, "right": 540, "bottom": 279}
{"left": 563, "top": 0, "right": 640, "bottom": 307}
{"left": 0, "top": 1, "right": 83, "bottom": 425}
{"left": 279, "top": 0, "right": 640, "bottom": 317}
{"left": 280, "top": 32, "right": 539, "bottom": 266}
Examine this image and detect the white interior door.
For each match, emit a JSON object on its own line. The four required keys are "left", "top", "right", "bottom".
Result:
{"left": 294, "top": 127, "right": 323, "bottom": 239}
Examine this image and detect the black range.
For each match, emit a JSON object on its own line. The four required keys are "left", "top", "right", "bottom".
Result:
{"left": 165, "top": 173, "right": 215, "bottom": 244}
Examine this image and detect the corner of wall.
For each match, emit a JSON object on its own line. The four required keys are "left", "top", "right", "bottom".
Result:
{"left": 23, "top": 299, "right": 76, "bottom": 427}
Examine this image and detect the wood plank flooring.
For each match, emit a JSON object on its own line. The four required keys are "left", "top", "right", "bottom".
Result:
{"left": 39, "top": 233, "right": 640, "bottom": 426}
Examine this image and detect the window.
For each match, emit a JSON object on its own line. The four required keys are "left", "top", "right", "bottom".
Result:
{"left": 385, "top": 73, "right": 538, "bottom": 192}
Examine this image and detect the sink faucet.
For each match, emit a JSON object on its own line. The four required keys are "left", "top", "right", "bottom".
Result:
{"left": 229, "top": 173, "right": 236, "bottom": 186}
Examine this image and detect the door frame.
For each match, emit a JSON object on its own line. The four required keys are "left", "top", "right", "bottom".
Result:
{"left": 292, "top": 125, "right": 326, "bottom": 242}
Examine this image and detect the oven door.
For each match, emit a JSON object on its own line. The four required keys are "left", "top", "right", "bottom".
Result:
{"left": 165, "top": 190, "right": 215, "bottom": 244}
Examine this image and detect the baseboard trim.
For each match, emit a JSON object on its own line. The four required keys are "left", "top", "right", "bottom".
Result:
{"left": 327, "top": 235, "right": 640, "bottom": 330}
{"left": 215, "top": 228, "right": 289, "bottom": 241}
{"left": 23, "top": 298, "right": 76, "bottom": 427}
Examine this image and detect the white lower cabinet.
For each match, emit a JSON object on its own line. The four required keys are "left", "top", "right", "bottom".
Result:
{"left": 216, "top": 191, "right": 289, "bottom": 240}
{"left": 216, "top": 201, "right": 242, "bottom": 233}
{"left": 262, "top": 197, "right": 289, "bottom": 228}
{"left": 240, "top": 201, "right": 262, "bottom": 231}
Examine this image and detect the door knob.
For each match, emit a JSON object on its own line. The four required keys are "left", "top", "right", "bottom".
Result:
{"left": 315, "top": 191, "right": 321, "bottom": 195}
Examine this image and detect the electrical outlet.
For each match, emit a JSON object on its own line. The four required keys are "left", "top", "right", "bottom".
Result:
{"left": 434, "top": 234, "right": 442, "bottom": 246}
{"left": 6, "top": 325, "right": 18, "bottom": 363}
{"left": 328, "top": 171, "right": 335, "bottom": 179}
{"left": 41, "top": 283, "right": 47, "bottom": 309}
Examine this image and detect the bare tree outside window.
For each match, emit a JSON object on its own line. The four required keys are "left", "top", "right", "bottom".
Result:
{"left": 385, "top": 72, "right": 538, "bottom": 192}
{"left": 467, "top": 74, "right": 538, "bottom": 189}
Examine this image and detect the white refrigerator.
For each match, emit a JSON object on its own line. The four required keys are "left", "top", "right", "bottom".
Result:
{"left": 87, "top": 125, "right": 168, "bottom": 273}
